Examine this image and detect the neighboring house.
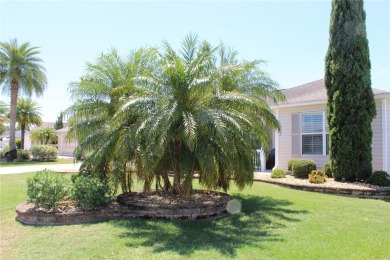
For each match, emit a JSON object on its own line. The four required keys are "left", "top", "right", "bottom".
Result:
{"left": 57, "top": 126, "right": 77, "bottom": 157}
{"left": 268, "top": 79, "right": 390, "bottom": 172}
{"left": 0, "top": 130, "right": 32, "bottom": 150}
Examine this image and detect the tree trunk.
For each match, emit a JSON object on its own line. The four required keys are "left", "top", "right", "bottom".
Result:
{"left": 172, "top": 168, "right": 181, "bottom": 195}
{"left": 21, "top": 123, "right": 25, "bottom": 149}
{"left": 8, "top": 78, "right": 19, "bottom": 159}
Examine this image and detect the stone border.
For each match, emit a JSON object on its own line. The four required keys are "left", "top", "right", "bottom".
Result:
{"left": 16, "top": 191, "right": 231, "bottom": 226}
{"left": 256, "top": 178, "right": 390, "bottom": 199}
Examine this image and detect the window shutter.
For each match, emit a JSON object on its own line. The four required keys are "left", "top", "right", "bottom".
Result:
{"left": 292, "top": 113, "right": 301, "bottom": 157}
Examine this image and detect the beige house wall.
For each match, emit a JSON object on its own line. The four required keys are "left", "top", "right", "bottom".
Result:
{"left": 57, "top": 131, "right": 77, "bottom": 157}
{"left": 275, "top": 99, "right": 387, "bottom": 172}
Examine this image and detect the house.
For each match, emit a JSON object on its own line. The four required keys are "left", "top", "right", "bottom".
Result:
{"left": 57, "top": 126, "right": 78, "bottom": 157}
{"left": 267, "top": 79, "right": 390, "bottom": 173}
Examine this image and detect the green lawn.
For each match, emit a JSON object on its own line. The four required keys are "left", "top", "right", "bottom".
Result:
{"left": 1, "top": 172, "right": 389, "bottom": 259}
{"left": 0, "top": 158, "right": 76, "bottom": 167}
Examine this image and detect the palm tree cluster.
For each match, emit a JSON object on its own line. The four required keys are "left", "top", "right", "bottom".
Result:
{"left": 0, "top": 39, "right": 47, "bottom": 159}
{"left": 67, "top": 34, "right": 284, "bottom": 197}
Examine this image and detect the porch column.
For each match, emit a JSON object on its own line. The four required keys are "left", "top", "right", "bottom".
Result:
{"left": 257, "top": 149, "right": 267, "bottom": 172}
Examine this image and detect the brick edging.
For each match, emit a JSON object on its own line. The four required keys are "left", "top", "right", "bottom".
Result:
{"left": 256, "top": 178, "right": 390, "bottom": 199}
{"left": 15, "top": 191, "right": 231, "bottom": 226}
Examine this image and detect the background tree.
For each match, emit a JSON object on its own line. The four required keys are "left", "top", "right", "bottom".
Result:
{"left": 0, "top": 101, "right": 9, "bottom": 135}
{"left": 325, "top": 0, "right": 376, "bottom": 181}
{"left": 0, "top": 39, "right": 47, "bottom": 160}
{"left": 30, "top": 127, "right": 58, "bottom": 145}
{"left": 54, "top": 111, "right": 64, "bottom": 130}
{"left": 16, "top": 98, "right": 42, "bottom": 149}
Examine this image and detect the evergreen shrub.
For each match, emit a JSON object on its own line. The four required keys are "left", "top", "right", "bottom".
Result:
{"left": 323, "top": 161, "right": 333, "bottom": 178}
{"left": 271, "top": 168, "right": 286, "bottom": 178}
{"left": 71, "top": 174, "right": 111, "bottom": 209}
{"left": 291, "top": 160, "right": 317, "bottom": 178}
{"left": 366, "top": 171, "right": 390, "bottom": 186}
{"left": 27, "top": 170, "right": 71, "bottom": 209}
{"left": 32, "top": 145, "right": 58, "bottom": 161}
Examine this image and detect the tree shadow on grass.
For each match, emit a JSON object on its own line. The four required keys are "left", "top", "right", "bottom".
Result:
{"left": 110, "top": 194, "right": 308, "bottom": 257}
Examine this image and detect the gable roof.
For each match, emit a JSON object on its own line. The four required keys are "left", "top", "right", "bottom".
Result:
{"left": 279, "top": 79, "right": 390, "bottom": 106}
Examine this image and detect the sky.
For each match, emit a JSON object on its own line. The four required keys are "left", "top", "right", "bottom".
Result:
{"left": 1, "top": 0, "right": 389, "bottom": 122}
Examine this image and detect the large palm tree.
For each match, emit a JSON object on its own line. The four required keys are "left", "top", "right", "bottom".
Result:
{"left": 0, "top": 39, "right": 47, "bottom": 159}
{"left": 66, "top": 48, "right": 157, "bottom": 191}
{"left": 115, "top": 34, "right": 284, "bottom": 197}
{"left": 16, "top": 98, "right": 42, "bottom": 149}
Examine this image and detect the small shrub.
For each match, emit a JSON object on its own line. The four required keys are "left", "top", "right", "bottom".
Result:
{"left": 15, "top": 137, "right": 21, "bottom": 149}
{"left": 27, "top": 170, "right": 71, "bottom": 209}
{"left": 16, "top": 149, "right": 31, "bottom": 161}
{"left": 366, "top": 171, "right": 390, "bottom": 186}
{"left": 323, "top": 161, "right": 333, "bottom": 178}
{"left": 271, "top": 168, "right": 286, "bottom": 178}
{"left": 308, "top": 170, "right": 326, "bottom": 184}
{"left": 0, "top": 145, "right": 10, "bottom": 159}
{"left": 32, "top": 145, "right": 58, "bottom": 161}
{"left": 288, "top": 159, "right": 301, "bottom": 171}
{"left": 292, "top": 160, "right": 317, "bottom": 178}
{"left": 71, "top": 175, "right": 111, "bottom": 209}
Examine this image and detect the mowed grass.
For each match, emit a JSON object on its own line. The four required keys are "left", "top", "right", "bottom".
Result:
{"left": 1, "top": 172, "right": 389, "bottom": 259}
{"left": 0, "top": 158, "right": 76, "bottom": 167}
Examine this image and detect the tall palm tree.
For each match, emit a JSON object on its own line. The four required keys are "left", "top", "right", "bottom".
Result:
{"left": 16, "top": 98, "right": 42, "bottom": 149}
{"left": 0, "top": 39, "right": 47, "bottom": 159}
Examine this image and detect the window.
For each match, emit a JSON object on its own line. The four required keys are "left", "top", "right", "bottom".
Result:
{"left": 301, "top": 112, "right": 329, "bottom": 155}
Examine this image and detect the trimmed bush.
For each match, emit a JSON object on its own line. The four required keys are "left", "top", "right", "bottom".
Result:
{"left": 32, "top": 145, "right": 58, "bottom": 162}
{"left": 71, "top": 175, "right": 111, "bottom": 209}
{"left": 323, "top": 161, "right": 333, "bottom": 178}
{"left": 271, "top": 168, "right": 286, "bottom": 178}
{"left": 291, "top": 160, "right": 317, "bottom": 178}
{"left": 16, "top": 149, "right": 31, "bottom": 161}
{"left": 27, "top": 170, "right": 71, "bottom": 209}
{"left": 366, "top": 171, "right": 390, "bottom": 186}
{"left": 308, "top": 170, "right": 326, "bottom": 184}
{"left": 288, "top": 159, "right": 301, "bottom": 171}
{"left": 15, "top": 137, "right": 21, "bottom": 149}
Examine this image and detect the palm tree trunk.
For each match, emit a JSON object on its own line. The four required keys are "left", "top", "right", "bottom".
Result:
{"left": 21, "top": 123, "right": 25, "bottom": 149}
{"left": 8, "top": 78, "right": 19, "bottom": 159}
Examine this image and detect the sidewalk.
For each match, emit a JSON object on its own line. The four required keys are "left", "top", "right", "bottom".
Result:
{"left": 0, "top": 162, "right": 82, "bottom": 175}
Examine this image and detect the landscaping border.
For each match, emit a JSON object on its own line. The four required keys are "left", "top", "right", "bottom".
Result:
{"left": 16, "top": 191, "right": 231, "bottom": 225}
{"left": 255, "top": 177, "right": 390, "bottom": 199}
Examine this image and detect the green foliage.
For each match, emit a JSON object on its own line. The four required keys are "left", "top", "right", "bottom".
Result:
{"left": 323, "top": 161, "right": 333, "bottom": 178}
{"left": 66, "top": 34, "right": 284, "bottom": 198}
{"left": 291, "top": 160, "right": 316, "bottom": 178}
{"left": 325, "top": 0, "right": 376, "bottom": 181}
{"left": 32, "top": 145, "right": 58, "bottom": 161}
{"left": 30, "top": 127, "right": 58, "bottom": 145}
{"left": 54, "top": 111, "right": 64, "bottom": 130}
{"left": 71, "top": 174, "right": 111, "bottom": 209}
{"left": 0, "top": 39, "right": 47, "bottom": 153}
{"left": 366, "top": 171, "right": 390, "bottom": 186}
{"left": 308, "top": 170, "right": 326, "bottom": 184}
{"left": 288, "top": 159, "right": 301, "bottom": 171}
{"left": 271, "top": 168, "right": 286, "bottom": 178}
{"left": 26, "top": 170, "right": 70, "bottom": 209}
{"left": 16, "top": 98, "right": 42, "bottom": 149}
{"left": 16, "top": 149, "right": 31, "bottom": 161}
{"left": 15, "top": 137, "right": 21, "bottom": 149}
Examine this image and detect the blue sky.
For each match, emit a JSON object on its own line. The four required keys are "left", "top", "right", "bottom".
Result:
{"left": 1, "top": 0, "right": 389, "bottom": 122}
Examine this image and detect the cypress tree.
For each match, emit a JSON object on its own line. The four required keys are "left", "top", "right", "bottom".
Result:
{"left": 325, "top": 0, "right": 376, "bottom": 181}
